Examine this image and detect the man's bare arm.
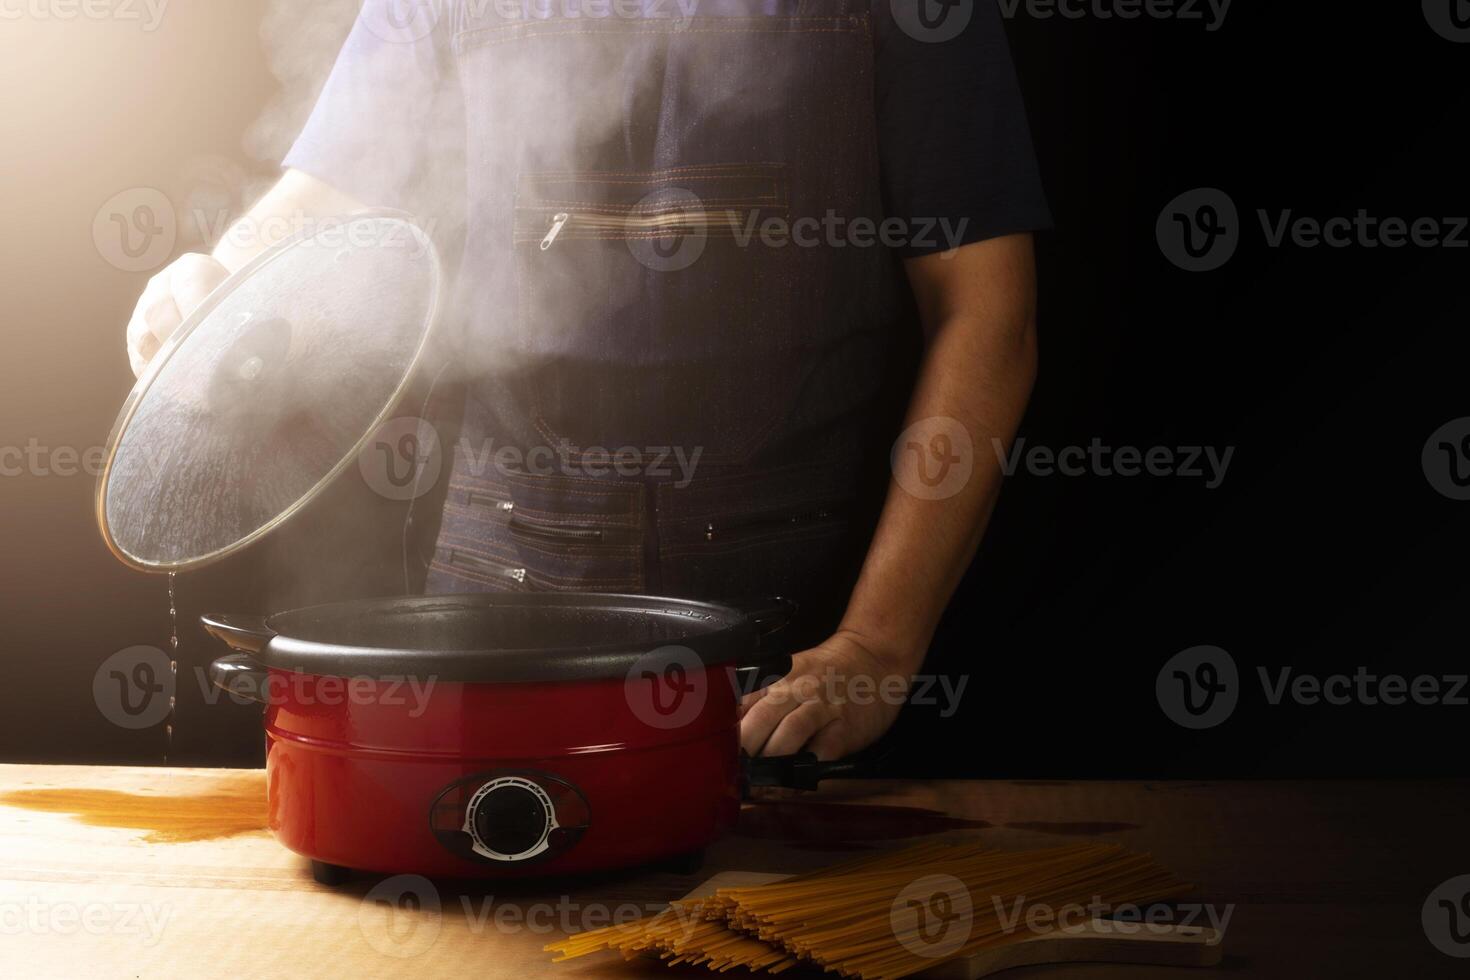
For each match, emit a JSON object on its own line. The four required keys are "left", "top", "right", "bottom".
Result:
{"left": 842, "top": 233, "right": 1039, "bottom": 670}
{"left": 740, "top": 233, "right": 1039, "bottom": 760}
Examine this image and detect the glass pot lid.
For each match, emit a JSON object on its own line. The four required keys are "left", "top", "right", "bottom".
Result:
{"left": 97, "top": 211, "right": 442, "bottom": 572}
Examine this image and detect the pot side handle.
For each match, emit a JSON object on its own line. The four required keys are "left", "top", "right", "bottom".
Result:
{"left": 742, "top": 744, "right": 895, "bottom": 795}
{"left": 733, "top": 651, "right": 793, "bottom": 698}
{"left": 720, "top": 596, "right": 797, "bottom": 639}
{"left": 725, "top": 596, "right": 797, "bottom": 696}
{"left": 200, "top": 612, "right": 275, "bottom": 655}
{"left": 208, "top": 652, "right": 270, "bottom": 705}
{"left": 742, "top": 752, "right": 860, "bottom": 792}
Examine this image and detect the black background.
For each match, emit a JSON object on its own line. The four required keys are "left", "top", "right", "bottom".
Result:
{"left": 3, "top": 2, "right": 1467, "bottom": 777}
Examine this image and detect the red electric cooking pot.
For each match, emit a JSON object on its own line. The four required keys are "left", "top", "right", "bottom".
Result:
{"left": 97, "top": 212, "right": 858, "bottom": 883}
{"left": 200, "top": 593, "right": 823, "bottom": 882}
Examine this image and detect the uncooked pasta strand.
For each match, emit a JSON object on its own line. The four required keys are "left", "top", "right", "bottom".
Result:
{"left": 544, "top": 839, "right": 1191, "bottom": 980}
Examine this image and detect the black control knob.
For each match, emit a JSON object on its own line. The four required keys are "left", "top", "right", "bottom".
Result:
{"left": 463, "top": 777, "right": 555, "bottom": 861}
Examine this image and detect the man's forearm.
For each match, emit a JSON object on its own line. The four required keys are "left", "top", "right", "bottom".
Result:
{"left": 836, "top": 236, "right": 1039, "bottom": 673}
{"left": 211, "top": 168, "right": 365, "bottom": 273}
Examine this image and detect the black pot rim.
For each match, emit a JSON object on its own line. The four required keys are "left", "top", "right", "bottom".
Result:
{"left": 209, "top": 592, "right": 788, "bottom": 683}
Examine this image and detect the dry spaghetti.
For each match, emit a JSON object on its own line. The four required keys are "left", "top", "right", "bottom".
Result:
{"left": 545, "top": 840, "right": 1189, "bottom": 979}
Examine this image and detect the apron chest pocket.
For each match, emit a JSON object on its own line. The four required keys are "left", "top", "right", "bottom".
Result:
{"left": 511, "top": 163, "right": 806, "bottom": 465}
{"left": 512, "top": 163, "right": 791, "bottom": 361}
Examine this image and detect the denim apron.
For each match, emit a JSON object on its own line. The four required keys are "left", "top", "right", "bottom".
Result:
{"left": 423, "top": 0, "right": 899, "bottom": 634}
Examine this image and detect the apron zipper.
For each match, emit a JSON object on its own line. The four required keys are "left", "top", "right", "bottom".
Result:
{"left": 467, "top": 489, "right": 514, "bottom": 513}
{"left": 447, "top": 549, "right": 527, "bottom": 583}
{"left": 704, "top": 507, "right": 840, "bottom": 543}
{"left": 540, "top": 212, "right": 571, "bottom": 250}
{"left": 540, "top": 209, "right": 751, "bottom": 249}
{"left": 508, "top": 515, "right": 604, "bottom": 543}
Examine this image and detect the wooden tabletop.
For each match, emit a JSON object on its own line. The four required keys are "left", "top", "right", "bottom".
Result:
{"left": 1, "top": 765, "right": 1465, "bottom": 979}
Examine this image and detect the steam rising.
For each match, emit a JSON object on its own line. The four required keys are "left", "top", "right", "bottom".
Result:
{"left": 171, "top": 0, "right": 845, "bottom": 608}
{"left": 247, "top": 1, "right": 361, "bottom": 166}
